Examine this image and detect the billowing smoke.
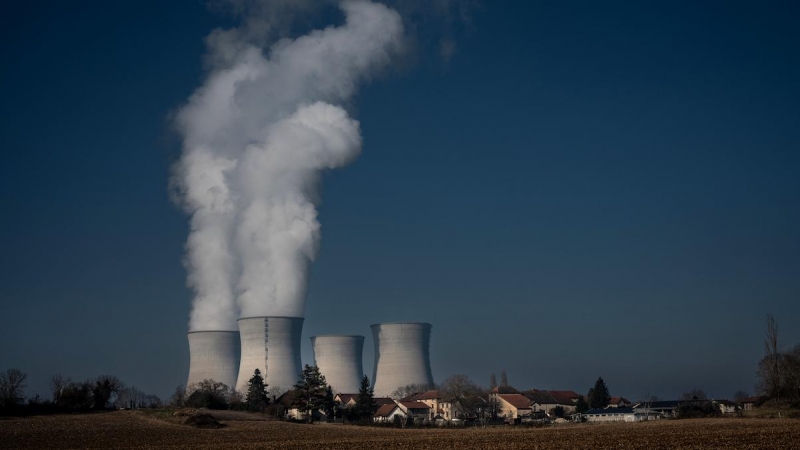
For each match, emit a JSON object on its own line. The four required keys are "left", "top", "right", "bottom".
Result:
{"left": 174, "top": 1, "right": 404, "bottom": 331}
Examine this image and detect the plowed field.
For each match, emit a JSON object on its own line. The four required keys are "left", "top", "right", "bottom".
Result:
{"left": 1, "top": 412, "right": 799, "bottom": 449}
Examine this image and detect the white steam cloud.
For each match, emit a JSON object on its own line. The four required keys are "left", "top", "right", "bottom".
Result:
{"left": 174, "top": 0, "right": 404, "bottom": 331}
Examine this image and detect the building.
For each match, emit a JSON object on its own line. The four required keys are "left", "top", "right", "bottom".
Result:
{"left": 398, "top": 401, "right": 431, "bottom": 423}
{"left": 740, "top": 396, "right": 765, "bottom": 411}
{"left": 583, "top": 407, "right": 639, "bottom": 423}
{"left": 523, "top": 389, "right": 576, "bottom": 415}
{"left": 371, "top": 323, "right": 435, "bottom": 397}
{"left": 405, "top": 390, "right": 464, "bottom": 421}
{"left": 496, "top": 394, "right": 532, "bottom": 420}
{"left": 607, "top": 396, "right": 632, "bottom": 408}
{"left": 373, "top": 403, "right": 406, "bottom": 423}
{"left": 633, "top": 400, "right": 681, "bottom": 417}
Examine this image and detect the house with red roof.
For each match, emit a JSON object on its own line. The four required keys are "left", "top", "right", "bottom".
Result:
{"left": 496, "top": 394, "right": 532, "bottom": 421}
{"left": 373, "top": 402, "right": 406, "bottom": 423}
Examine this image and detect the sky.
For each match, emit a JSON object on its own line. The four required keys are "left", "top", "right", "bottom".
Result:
{"left": 1, "top": 0, "right": 799, "bottom": 403}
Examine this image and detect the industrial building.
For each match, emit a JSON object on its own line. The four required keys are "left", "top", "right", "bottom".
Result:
{"left": 235, "top": 316, "right": 304, "bottom": 393}
{"left": 311, "top": 335, "right": 364, "bottom": 394}
{"left": 371, "top": 322, "right": 434, "bottom": 397}
{"left": 186, "top": 330, "right": 240, "bottom": 389}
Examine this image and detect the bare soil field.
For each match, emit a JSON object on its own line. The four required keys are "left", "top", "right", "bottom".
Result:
{"left": 1, "top": 411, "right": 799, "bottom": 449}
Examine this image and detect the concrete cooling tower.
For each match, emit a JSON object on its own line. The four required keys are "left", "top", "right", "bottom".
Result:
{"left": 311, "top": 335, "right": 364, "bottom": 394}
{"left": 236, "top": 317, "right": 303, "bottom": 393}
{"left": 186, "top": 331, "right": 240, "bottom": 389}
{"left": 371, "top": 323, "right": 434, "bottom": 397}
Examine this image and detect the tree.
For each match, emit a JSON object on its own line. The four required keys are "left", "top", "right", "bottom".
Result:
{"left": 390, "top": 383, "right": 434, "bottom": 400}
{"left": 756, "top": 314, "right": 800, "bottom": 403}
{"left": 292, "top": 365, "right": 329, "bottom": 423}
{"left": 50, "top": 373, "right": 70, "bottom": 405}
{"left": 575, "top": 395, "right": 589, "bottom": 413}
{"left": 439, "top": 374, "right": 484, "bottom": 419}
{"left": 0, "top": 369, "right": 28, "bottom": 408}
{"left": 500, "top": 370, "right": 508, "bottom": 387}
{"left": 351, "top": 375, "right": 377, "bottom": 422}
{"left": 489, "top": 373, "right": 497, "bottom": 390}
{"left": 91, "top": 375, "right": 124, "bottom": 410}
{"left": 760, "top": 314, "right": 782, "bottom": 399}
{"left": 322, "top": 386, "right": 335, "bottom": 420}
{"left": 681, "top": 389, "right": 707, "bottom": 401}
{"left": 186, "top": 379, "right": 231, "bottom": 410}
{"left": 170, "top": 385, "right": 186, "bottom": 407}
{"left": 245, "top": 368, "right": 269, "bottom": 412}
{"left": 733, "top": 391, "right": 750, "bottom": 403}
{"left": 588, "top": 377, "right": 610, "bottom": 409}
{"left": 60, "top": 381, "right": 93, "bottom": 411}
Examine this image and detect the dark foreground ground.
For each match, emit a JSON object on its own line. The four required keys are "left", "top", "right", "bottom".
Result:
{"left": 1, "top": 411, "right": 799, "bottom": 449}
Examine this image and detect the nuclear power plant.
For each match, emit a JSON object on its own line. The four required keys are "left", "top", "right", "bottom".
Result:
{"left": 186, "top": 331, "right": 240, "bottom": 389}
{"left": 187, "top": 320, "right": 434, "bottom": 396}
{"left": 371, "top": 323, "right": 434, "bottom": 397}
{"left": 234, "top": 316, "right": 304, "bottom": 392}
{"left": 311, "top": 335, "right": 364, "bottom": 393}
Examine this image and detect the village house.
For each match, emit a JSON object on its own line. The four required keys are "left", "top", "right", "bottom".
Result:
{"left": 405, "top": 390, "right": 464, "bottom": 421}
{"left": 632, "top": 400, "right": 682, "bottom": 418}
{"left": 712, "top": 399, "right": 738, "bottom": 414}
{"left": 398, "top": 401, "right": 431, "bottom": 423}
{"left": 740, "top": 396, "right": 765, "bottom": 411}
{"left": 496, "top": 394, "right": 532, "bottom": 421}
{"left": 334, "top": 393, "right": 394, "bottom": 409}
{"left": 523, "top": 389, "right": 576, "bottom": 415}
{"left": 373, "top": 403, "right": 406, "bottom": 423}
{"left": 607, "top": 396, "right": 632, "bottom": 408}
{"left": 547, "top": 390, "right": 581, "bottom": 404}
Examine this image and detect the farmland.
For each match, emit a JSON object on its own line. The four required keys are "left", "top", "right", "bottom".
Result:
{"left": 1, "top": 412, "right": 799, "bottom": 449}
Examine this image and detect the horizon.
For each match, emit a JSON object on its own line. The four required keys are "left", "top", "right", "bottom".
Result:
{"left": 1, "top": 0, "right": 799, "bottom": 404}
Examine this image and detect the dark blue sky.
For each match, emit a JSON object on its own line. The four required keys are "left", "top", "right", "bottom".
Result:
{"left": 1, "top": 0, "right": 799, "bottom": 402}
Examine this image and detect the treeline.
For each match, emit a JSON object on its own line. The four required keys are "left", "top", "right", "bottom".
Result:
{"left": 0, "top": 369, "right": 162, "bottom": 416}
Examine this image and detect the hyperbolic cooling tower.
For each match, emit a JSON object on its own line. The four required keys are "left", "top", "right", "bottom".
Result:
{"left": 371, "top": 322, "right": 434, "bottom": 397}
{"left": 186, "top": 331, "right": 240, "bottom": 389}
{"left": 311, "top": 335, "right": 364, "bottom": 394}
{"left": 236, "top": 317, "right": 303, "bottom": 393}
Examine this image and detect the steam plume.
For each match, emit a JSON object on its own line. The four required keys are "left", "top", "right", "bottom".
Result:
{"left": 174, "top": 1, "right": 404, "bottom": 331}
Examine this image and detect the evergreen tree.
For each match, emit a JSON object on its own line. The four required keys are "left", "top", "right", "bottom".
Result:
{"left": 352, "top": 375, "right": 376, "bottom": 421}
{"left": 245, "top": 368, "right": 269, "bottom": 412}
{"left": 575, "top": 395, "right": 589, "bottom": 413}
{"left": 292, "top": 365, "right": 329, "bottom": 423}
{"left": 588, "top": 377, "right": 611, "bottom": 409}
{"left": 322, "top": 385, "right": 335, "bottom": 420}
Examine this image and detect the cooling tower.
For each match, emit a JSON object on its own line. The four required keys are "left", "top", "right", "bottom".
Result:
{"left": 371, "top": 322, "right": 434, "bottom": 397}
{"left": 236, "top": 317, "right": 303, "bottom": 393}
{"left": 311, "top": 335, "right": 364, "bottom": 394}
{"left": 186, "top": 331, "right": 240, "bottom": 389}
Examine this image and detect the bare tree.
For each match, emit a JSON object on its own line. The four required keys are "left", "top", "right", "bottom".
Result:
{"left": 390, "top": 383, "right": 435, "bottom": 400}
{"left": 0, "top": 369, "right": 28, "bottom": 407}
{"left": 681, "top": 388, "right": 707, "bottom": 401}
{"left": 759, "top": 314, "right": 783, "bottom": 398}
{"left": 489, "top": 373, "right": 497, "bottom": 390}
{"left": 50, "top": 373, "right": 71, "bottom": 405}
{"left": 500, "top": 370, "right": 508, "bottom": 387}
{"left": 170, "top": 384, "right": 186, "bottom": 407}
{"left": 733, "top": 390, "right": 750, "bottom": 403}
{"left": 439, "top": 374, "right": 484, "bottom": 419}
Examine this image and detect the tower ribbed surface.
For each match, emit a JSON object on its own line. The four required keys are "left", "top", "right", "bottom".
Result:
{"left": 371, "top": 323, "right": 434, "bottom": 397}
{"left": 311, "top": 335, "right": 364, "bottom": 394}
{"left": 187, "top": 331, "right": 240, "bottom": 389}
{"left": 236, "top": 317, "right": 303, "bottom": 393}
